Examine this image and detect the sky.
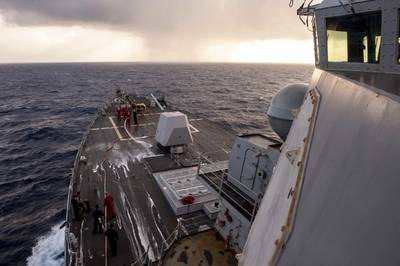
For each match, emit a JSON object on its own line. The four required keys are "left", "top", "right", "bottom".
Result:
{"left": 0, "top": 0, "right": 315, "bottom": 64}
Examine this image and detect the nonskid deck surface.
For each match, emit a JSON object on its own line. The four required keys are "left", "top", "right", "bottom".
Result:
{"left": 162, "top": 230, "right": 237, "bottom": 266}
{"left": 68, "top": 97, "right": 236, "bottom": 266}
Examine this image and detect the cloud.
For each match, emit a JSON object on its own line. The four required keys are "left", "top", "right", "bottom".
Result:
{"left": 0, "top": 0, "right": 312, "bottom": 61}
{"left": 0, "top": 17, "right": 146, "bottom": 63}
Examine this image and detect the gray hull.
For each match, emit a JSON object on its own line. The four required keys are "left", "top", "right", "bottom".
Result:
{"left": 241, "top": 68, "right": 400, "bottom": 266}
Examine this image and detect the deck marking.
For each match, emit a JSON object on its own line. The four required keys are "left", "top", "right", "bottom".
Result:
{"left": 189, "top": 124, "right": 200, "bottom": 133}
{"left": 120, "top": 135, "right": 152, "bottom": 142}
{"left": 109, "top": 112, "right": 161, "bottom": 118}
{"left": 108, "top": 117, "right": 199, "bottom": 141}
{"left": 108, "top": 117, "right": 123, "bottom": 140}
{"left": 150, "top": 93, "right": 165, "bottom": 111}
{"left": 92, "top": 122, "right": 156, "bottom": 130}
{"left": 90, "top": 126, "right": 123, "bottom": 131}
{"left": 143, "top": 112, "right": 162, "bottom": 116}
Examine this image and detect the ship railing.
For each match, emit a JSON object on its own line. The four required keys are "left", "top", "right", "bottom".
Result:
{"left": 65, "top": 105, "right": 106, "bottom": 266}
{"left": 197, "top": 158, "right": 259, "bottom": 222}
{"left": 196, "top": 153, "right": 258, "bottom": 200}
{"left": 204, "top": 171, "right": 255, "bottom": 220}
{"left": 205, "top": 168, "right": 258, "bottom": 203}
{"left": 219, "top": 170, "right": 261, "bottom": 223}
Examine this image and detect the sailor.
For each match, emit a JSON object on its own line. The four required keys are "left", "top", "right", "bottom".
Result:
{"left": 105, "top": 224, "right": 119, "bottom": 257}
{"left": 132, "top": 105, "right": 138, "bottom": 126}
{"left": 92, "top": 204, "right": 104, "bottom": 234}
{"left": 76, "top": 192, "right": 86, "bottom": 215}
{"left": 104, "top": 193, "right": 115, "bottom": 220}
{"left": 83, "top": 198, "right": 91, "bottom": 213}
{"left": 71, "top": 194, "right": 81, "bottom": 221}
{"left": 126, "top": 112, "right": 131, "bottom": 128}
{"left": 117, "top": 105, "right": 121, "bottom": 121}
{"left": 123, "top": 105, "right": 128, "bottom": 120}
{"left": 126, "top": 104, "right": 131, "bottom": 128}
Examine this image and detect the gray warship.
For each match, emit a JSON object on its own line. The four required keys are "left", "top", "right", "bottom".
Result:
{"left": 65, "top": 0, "right": 400, "bottom": 265}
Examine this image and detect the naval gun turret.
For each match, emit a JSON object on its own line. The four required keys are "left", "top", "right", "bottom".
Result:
{"left": 155, "top": 111, "right": 193, "bottom": 154}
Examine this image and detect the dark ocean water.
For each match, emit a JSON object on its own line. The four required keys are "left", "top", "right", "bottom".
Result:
{"left": 0, "top": 63, "right": 313, "bottom": 266}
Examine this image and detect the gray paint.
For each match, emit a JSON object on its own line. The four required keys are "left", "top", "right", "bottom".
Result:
{"left": 215, "top": 197, "right": 252, "bottom": 252}
{"left": 267, "top": 83, "right": 309, "bottom": 121}
{"left": 267, "top": 83, "right": 309, "bottom": 140}
{"left": 227, "top": 135, "right": 280, "bottom": 201}
{"left": 165, "top": 127, "right": 192, "bottom": 147}
{"left": 334, "top": 70, "right": 400, "bottom": 97}
{"left": 278, "top": 69, "right": 400, "bottom": 266}
{"left": 239, "top": 84, "right": 320, "bottom": 266}
{"left": 268, "top": 116, "right": 292, "bottom": 141}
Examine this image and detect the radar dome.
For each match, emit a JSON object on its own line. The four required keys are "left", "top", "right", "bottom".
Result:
{"left": 267, "top": 83, "right": 308, "bottom": 140}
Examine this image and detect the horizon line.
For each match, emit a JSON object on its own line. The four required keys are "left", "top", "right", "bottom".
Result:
{"left": 0, "top": 60, "right": 314, "bottom": 65}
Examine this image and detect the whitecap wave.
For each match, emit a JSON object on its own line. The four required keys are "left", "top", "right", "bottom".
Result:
{"left": 26, "top": 223, "right": 65, "bottom": 266}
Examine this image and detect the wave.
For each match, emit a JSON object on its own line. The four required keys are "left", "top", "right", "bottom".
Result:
{"left": 26, "top": 223, "right": 64, "bottom": 266}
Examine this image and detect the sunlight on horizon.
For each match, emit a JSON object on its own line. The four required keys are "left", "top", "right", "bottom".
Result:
{"left": 203, "top": 40, "right": 314, "bottom": 64}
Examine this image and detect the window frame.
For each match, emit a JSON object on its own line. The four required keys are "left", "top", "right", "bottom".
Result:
{"left": 314, "top": 0, "right": 400, "bottom": 74}
{"left": 325, "top": 11, "right": 382, "bottom": 65}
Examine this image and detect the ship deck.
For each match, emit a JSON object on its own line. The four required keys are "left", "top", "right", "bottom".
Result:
{"left": 66, "top": 96, "right": 237, "bottom": 266}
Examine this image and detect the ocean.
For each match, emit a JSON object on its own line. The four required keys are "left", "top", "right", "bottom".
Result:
{"left": 0, "top": 63, "right": 313, "bottom": 266}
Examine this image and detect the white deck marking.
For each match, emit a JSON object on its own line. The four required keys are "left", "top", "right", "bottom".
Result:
{"left": 91, "top": 122, "right": 155, "bottom": 131}
{"left": 108, "top": 117, "right": 123, "bottom": 140}
{"left": 106, "top": 116, "right": 201, "bottom": 141}
{"left": 120, "top": 135, "right": 151, "bottom": 141}
{"left": 90, "top": 126, "right": 123, "bottom": 131}
{"left": 150, "top": 93, "right": 165, "bottom": 111}
{"left": 143, "top": 112, "right": 162, "bottom": 116}
{"left": 109, "top": 112, "right": 161, "bottom": 118}
{"left": 189, "top": 124, "right": 200, "bottom": 133}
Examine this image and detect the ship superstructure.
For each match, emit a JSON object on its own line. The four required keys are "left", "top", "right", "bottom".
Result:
{"left": 240, "top": 0, "right": 400, "bottom": 265}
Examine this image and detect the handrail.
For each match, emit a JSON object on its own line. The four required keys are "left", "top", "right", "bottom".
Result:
{"left": 202, "top": 169, "right": 257, "bottom": 204}
{"left": 196, "top": 151, "right": 258, "bottom": 200}
{"left": 199, "top": 171, "right": 254, "bottom": 218}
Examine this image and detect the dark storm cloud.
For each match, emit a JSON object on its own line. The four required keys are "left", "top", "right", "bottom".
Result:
{"left": 0, "top": 1, "right": 309, "bottom": 38}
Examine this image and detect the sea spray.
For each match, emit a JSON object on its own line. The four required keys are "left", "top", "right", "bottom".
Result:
{"left": 26, "top": 223, "right": 65, "bottom": 266}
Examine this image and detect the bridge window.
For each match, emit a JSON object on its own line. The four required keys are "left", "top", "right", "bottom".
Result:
{"left": 327, "top": 11, "right": 381, "bottom": 64}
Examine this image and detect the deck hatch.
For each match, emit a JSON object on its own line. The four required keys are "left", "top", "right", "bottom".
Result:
{"left": 153, "top": 167, "right": 219, "bottom": 215}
